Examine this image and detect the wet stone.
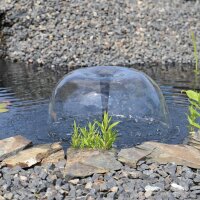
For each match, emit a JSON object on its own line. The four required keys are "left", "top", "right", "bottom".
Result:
{"left": 3, "top": 143, "right": 62, "bottom": 168}
{"left": 0, "top": 135, "right": 32, "bottom": 161}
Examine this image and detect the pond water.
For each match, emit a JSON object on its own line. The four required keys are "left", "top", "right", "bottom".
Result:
{"left": 0, "top": 60, "right": 197, "bottom": 148}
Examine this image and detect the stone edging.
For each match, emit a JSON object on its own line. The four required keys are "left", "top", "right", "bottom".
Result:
{"left": 1, "top": 135, "right": 200, "bottom": 178}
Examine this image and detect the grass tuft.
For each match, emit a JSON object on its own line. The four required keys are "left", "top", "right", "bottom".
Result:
{"left": 70, "top": 112, "right": 120, "bottom": 150}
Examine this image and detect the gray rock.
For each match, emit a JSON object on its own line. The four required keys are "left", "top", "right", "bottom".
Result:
{"left": 194, "top": 174, "right": 200, "bottom": 183}
{"left": 3, "top": 192, "right": 13, "bottom": 200}
{"left": 164, "top": 163, "right": 177, "bottom": 176}
{"left": 64, "top": 149, "right": 122, "bottom": 178}
{"left": 190, "top": 186, "right": 200, "bottom": 191}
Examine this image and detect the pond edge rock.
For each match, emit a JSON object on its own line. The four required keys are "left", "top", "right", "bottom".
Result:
{"left": 1, "top": 135, "right": 200, "bottom": 177}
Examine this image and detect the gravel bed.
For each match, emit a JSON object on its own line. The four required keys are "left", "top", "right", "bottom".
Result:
{"left": 0, "top": 0, "right": 200, "bottom": 69}
{"left": 1, "top": 160, "right": 200, "bottom": 200}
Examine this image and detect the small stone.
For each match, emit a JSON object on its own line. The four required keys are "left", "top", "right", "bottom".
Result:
{"left": 191, "top": 190, "right": 200, "bottom": 194}
{"left": 190, "top": 186, "right": 200, "bottom": 191}
{"left": 0, "top": 195, "right": 4, "bottom": 200}
{"left": 128, "top": 171, "right": 142, "bottom": 179}
{"left": 171, "top": 182, "right": 184, "bottom": 191}
{"left": 100, "top": 183, "right": 108, "bottom": 191}
{"left": 173, "top": 191, "right": 181, "bottom": 198}
{"left": 19, "top": 175, "right": 27, "bottom": 181}
{"left": 85, "top": 181, "right": 93, "bottom": 190}
{"left": 144, "top": 191, "right": 152, "bottom": 198}
{"left": 69, "top": 179, "right": 79, "bottom": 185}
{"left": 164, "top": 163, "right": 177, "bottom": 176}
{"left": 194, "top": 174, "right": 200, "bottom": 183}
{"left": 190, "top": 192, "right": 197, "bottom": 199}
{"left": 138, "top": 191, "right": 145, "bottom": 200}
{"left": 110, "top": 186, "right": 118, "bottom": 193}
{"left": 145, "top": 185, "right": 161, "bottom": 192}
{"left": 3, "top": 193, "right": 13, "bottom": 200}
{"left": 157, "top": 169, "right": 168, "bottom": 177}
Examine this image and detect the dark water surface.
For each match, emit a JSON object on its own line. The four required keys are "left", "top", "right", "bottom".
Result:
{"left": 0, "top": 60, "right": 197, "bottom": 147}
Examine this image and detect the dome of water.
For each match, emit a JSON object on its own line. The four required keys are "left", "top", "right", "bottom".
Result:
{"left": 49, "top": 66, "right": 171, "bottom": 148}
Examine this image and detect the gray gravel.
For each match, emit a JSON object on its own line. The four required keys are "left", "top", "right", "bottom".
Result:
{"left": 0, "top": 0, "right": 200, "bottom": 69}
{"left": 1, "top": 161, "right": 200, "bottom": 199}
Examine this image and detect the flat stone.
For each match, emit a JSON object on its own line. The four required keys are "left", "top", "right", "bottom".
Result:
{"left": 118, "top": 147, "right": 153, "bottom": 168}
{"left": 64, "top": 148, "right": 122, "bottom": 178}
{"left": 41, "top": 150, "right": 65, "bottom": 164}
{"left": 138, "top": 141, "right": 200, "bottom": 169}
{"left": 0, "top": 135, "right": 32, "bottom": 161}
{"left": 2, "top": 143, "right": 62, "bottom": 168}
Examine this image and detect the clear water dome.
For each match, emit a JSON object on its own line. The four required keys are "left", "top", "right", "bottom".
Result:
{"left": 49, "top": 66, "right": 171, "bottom": 148}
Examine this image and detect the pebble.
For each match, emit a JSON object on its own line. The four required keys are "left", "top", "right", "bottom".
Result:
{"left": 0, "top": 0, "right": 199, "bottom": 68}
{"left": 69, "top": 179, "right": 80, "bottom": 185}
{"left": 5, "top": 160, "right": 200, "bottom": 199}
{"left": 145, "top": 185, "right": 161, "bottom": 192}
{"left": 171, "top": 182, "right": 185, "bottom": 191}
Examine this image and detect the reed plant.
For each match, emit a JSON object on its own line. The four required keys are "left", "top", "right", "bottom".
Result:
{"left": 184, "top": 90, "right": 200, "bottom": 133}
{"left": 191, "top": 31, "right": 199, "bottom": 75}
{"left": 71, "top": 112, "right": 120, "bottom": 150}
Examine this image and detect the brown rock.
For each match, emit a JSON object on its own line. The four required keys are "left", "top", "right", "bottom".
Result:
{"left": 64, "top": 148, "right": 122, "bottom": 178}
{"left": 188, "top": 131, "right": 200, "bottom": 151}
{"left": 41, "top": 150, "right": 65, "bottom": 164}
{"left": 118, "top": 141, "right": 200, "bottom": 169}
{"left": 118, "top": 147, "right": 153, "bottom": 168}
{"left": 139, "top": 141, "right": 200, "bottom": 169}
{"left": 0, "top": 135, "right": 32, "bottom": 161}
{"left": 3, "top": 143, "right": 62, "bottom": 168}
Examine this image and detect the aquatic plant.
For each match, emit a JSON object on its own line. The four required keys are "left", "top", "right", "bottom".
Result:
{"left": 71, "top": 112, "right": 120, "bottom": 149}
{"left": 184, "top": 90, "right": 200, "bottom": 132}
{"left": 191, "top": 31, "right": 199, "bottom": 75}
{"left": 0, "top": 102, "right": 9, "bottom": 113}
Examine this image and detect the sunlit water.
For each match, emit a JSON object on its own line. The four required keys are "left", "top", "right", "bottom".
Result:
{"left": 0, "top": 60, "right": 197, "bottom": 148}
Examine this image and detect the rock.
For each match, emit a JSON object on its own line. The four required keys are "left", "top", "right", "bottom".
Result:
{"left": 0, "top": 135, "right": 32, "bottom": 161}
{"left": 118, "top": 147, "right": 153, "bottom": 168}
{"left": 128, "top": 171, "right": 142, "bottom": 179}
{"left": 3, "top": 193, "right": 13, "bottom": 200}
{"left": 0, "top": 196, "right": 4, "bottom": 200}
{"left": 85, "top": 182, "right": 93, "bottom": 190}
{"left": 164, "top": 163, "right": 177, "bottom": 176}
{"left": 41, "top": 150, "right": 65, "bottom": 164}
{"left": 69, "top": 179, "right": 79, "bottom": 185}
{"left": 64, "top": 148, "right": 122, "bottom": 178}
{"left": 190, "top": 186, "right": 200, "bottom": 191}
{"left": 110, "top": 186, "right": 118, "bottom": 193}
{"left": 138, "top": 141, "right": 200, "bottom": 169}
{"left": 171, "top": 183, "right": 185, "bottom": 191}
{"left": 2, "top": 143, "right": 62, "bottom": 168}
{"left": 145, "top": 185, "right": 161, "bottom": 192}
{"left": 144, "top": 191, "right": 152, "bottom": 198}
{"left": 187, "top": 130, "right": 200, "bottom": 151}
{"left": 194, "top": 175, "right": 200, "bottom": 183}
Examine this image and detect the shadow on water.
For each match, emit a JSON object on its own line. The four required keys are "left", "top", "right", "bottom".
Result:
{"left": 0, "top": 60, "right": 197, "bottom": 147}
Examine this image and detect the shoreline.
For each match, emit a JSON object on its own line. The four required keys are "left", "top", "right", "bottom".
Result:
{"left": 0, "top": 0, "right": 200, "bottom": 69}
